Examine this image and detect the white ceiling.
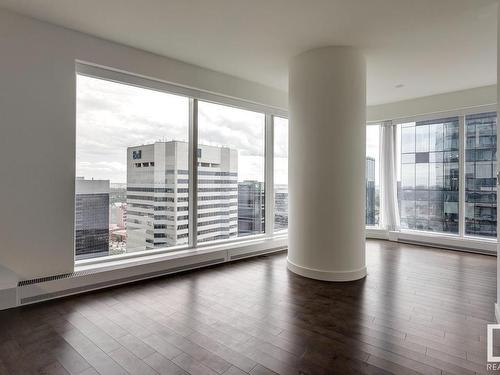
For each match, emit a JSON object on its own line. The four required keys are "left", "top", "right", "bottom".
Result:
{"left": 0, "top": 0, "right": 496, "bottom": 105}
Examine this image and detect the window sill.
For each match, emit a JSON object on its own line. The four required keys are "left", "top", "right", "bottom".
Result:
{"left": 8, "top": 235, "right": 288, "bottom": 310}
{"left": 76, "top": 233, "right": 288, "bottom": 273}
{"left": 366, "top": 227, "right": 388, "bottom": 239}
{"left": 394, "top": 229, "right": 496, "bottom": 255}
{"left": 73, "top": 227, "right": 495, "bottom": 285}
{"left": 366, "top": 227, "right": 496, "bottom": 255}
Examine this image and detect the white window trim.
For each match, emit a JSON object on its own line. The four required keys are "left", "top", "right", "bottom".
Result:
{"left": 265, "top": 114, "right": 275, "bottom": 236}
{"left": 76, "top": 61, "right": 288, "bottom": 117}
{"left": 76, "top": 233, "right": 288, "bottom": 272}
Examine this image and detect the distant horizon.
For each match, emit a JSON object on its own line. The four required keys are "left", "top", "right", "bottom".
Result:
{"left": 78, "top": 178, "right": 290, "bottom": 188}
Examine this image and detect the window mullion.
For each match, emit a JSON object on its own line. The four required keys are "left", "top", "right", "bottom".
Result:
{"left": 188, "top": 98, "right": 199, "bottom": 248}
{"left": 458, "top": 115, "right": 465, "bottom": 238}
{"left": 265, "top": 114, "right": 274, "bottom": 236}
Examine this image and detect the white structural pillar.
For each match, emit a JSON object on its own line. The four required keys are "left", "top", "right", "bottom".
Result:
{"left": 287, "top": 46, "right": 367, "bottom": 281}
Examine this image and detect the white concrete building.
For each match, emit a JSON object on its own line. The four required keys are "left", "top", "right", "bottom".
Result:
{"left": 126, "top": 141, "right": 238, "bottom": 252}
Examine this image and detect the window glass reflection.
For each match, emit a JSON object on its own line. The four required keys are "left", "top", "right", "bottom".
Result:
{"left": 398, "top": 117, "right": 459, "bottom": 234}
{"left": 464, "top": 112, "right": 497, "bottom": 238}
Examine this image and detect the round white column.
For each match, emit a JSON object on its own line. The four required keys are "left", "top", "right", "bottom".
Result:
{"left": 287, "top": 46, "right": 367, "bottom": 281}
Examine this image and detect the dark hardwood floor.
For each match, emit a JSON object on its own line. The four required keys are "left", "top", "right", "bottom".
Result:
{"left": 0, "top": 240, "right": 497, "bottom": 375}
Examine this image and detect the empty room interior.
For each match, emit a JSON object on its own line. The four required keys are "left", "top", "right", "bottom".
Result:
{"left": 1, "top": 1, "right": 500, "bottom": 374}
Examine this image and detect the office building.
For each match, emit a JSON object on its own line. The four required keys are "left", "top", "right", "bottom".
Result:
{"left": 126, "top": 141, "right": 238, "bottom": 252}
{"left": 274, "top": 184, "right": 289, "bottom": 231}
{"left": 365, "top": 157, "right": 376, "bottom": 225}
{"left": 75, "top": 177, "right": 110, "bottom": 260}
{"left": 238, "top": 181, "right": 265, "bottom": 236}
{"left": 399, "top": 118, "right": 460, "bottom": 234}
{"left": 465, "top": 112, "right": 497, "bottom": 237}
{"left": 110, "top": 202, "right": 127, "bottom": 229}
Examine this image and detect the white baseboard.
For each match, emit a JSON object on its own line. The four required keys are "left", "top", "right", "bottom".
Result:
{"left": 286, "top": 259, "right": 367, "bottom": 282}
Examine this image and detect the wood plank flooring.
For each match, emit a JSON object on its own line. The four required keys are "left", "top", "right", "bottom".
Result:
{"left": 0, "top": 239, "right": 497, "bottom": 375}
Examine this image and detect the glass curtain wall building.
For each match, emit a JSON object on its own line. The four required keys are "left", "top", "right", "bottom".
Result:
{"left": 366, "top": 125, "right": 380, "bottom": 226}
{"left": 392, "top": 112, "right": 497, "bottom": 239}
{"left": 274, "top": 117, "right": 289, "bottom": 232}
{"left": 366, "top": 157, "right": 376, "bottom": 225}
{"left": 398, "top": 117, "right": 460, "bottom": 233}
{"left": 465, "top": 112, "right": 497, "bottom": 238}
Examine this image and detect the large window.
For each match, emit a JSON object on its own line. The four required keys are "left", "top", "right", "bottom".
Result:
{"left": 76, "top": 74, "right": 190, "bottom": 260}
{"left": 274, "top": 117, "right": 289, "bottom": 232}
{"left": 465, "top": 112, "right": 497, "bottom": 238}
{"left": 197, "top": 101, "right": 265, "bottom": 243}
{"left": 75, "top": 65, "right": 288, "bottom": 260}
{"left": 76, "top": 67, "right": 497, "bottom": 263}
{"left": 366, "top": 125, "right": 380, "bottom": 226}
{"left": 398, "top": 117, "right": 460, "bottom": 234}
{"left": 76, "top": 67, "right": 289, "bottom": 262}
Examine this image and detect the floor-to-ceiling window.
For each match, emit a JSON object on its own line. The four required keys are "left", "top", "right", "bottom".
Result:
{"left": 274, "top": 117, "right": 288, "bottom": 232}
{"left": 393, "top": 111, "right": 497, "bottom": 245}
{"left": 197, "top": 101, "right": 266, "bottom": 242}
{"left": 465, "top": 112, "right": 497, "bottom": 238}
{"left": 398, "top": 117, "right": 460, "bottom": 233}
{"left": 76, "top": 66, "right": 287, "bottom": 263}
{"left": 76, "top": 66, "right": 497, "bottom": 263}
{"left": 366, "top": 124, "right": 380, "bottom": 226}
{"left": 76, "top": 74, "right": 190, "bottom": 260}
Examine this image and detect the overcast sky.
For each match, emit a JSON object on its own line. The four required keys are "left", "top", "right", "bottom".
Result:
{"left": 77, "top": 74, "right": 377, "bottom": 186}
{"left": 76, "top": 75, "right": 289, "bottom": 184}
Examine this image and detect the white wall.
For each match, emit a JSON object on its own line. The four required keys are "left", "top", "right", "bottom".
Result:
{"left": 0, "top": 9, "right": 286, "bottom": 282}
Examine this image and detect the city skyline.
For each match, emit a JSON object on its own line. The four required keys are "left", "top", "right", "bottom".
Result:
{"left": 76, "top": 74, "right": 288, "bottom": 184}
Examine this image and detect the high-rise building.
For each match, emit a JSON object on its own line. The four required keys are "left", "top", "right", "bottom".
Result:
{"left": 75, "top": 178, "right": 110, "bottom": 260}
{"left": 465, "top": 112, "right": 497, "bottom": 237}
{"left": 274, "top": 185, "right": 288, "bottom": 231}
{"left": 126, "top": 141, "right": 238, "bottom": 252}
{"left": 110, "top": 202, "right": 127, "bottom": 229}
{"left": 238, "top": 181, "right": 265, "bottom": 236}
{"left": 365, "top": 157, "right": 376, "bottom": 225}
{"left": 399, "top": 118, "right": 460, "bottom": 233}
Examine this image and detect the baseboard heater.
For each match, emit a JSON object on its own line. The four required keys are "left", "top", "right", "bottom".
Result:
{"left": 230, "top": 247, "right": 287, "bottom": 261}
{"left": 14, "top": 243, "right": 287, "bottom": 308}
{"left": 18, "top": 258, "right": 225, "bottom": 305}
{"left": 396, "top": 237, "right": 496, "bottom": 256}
